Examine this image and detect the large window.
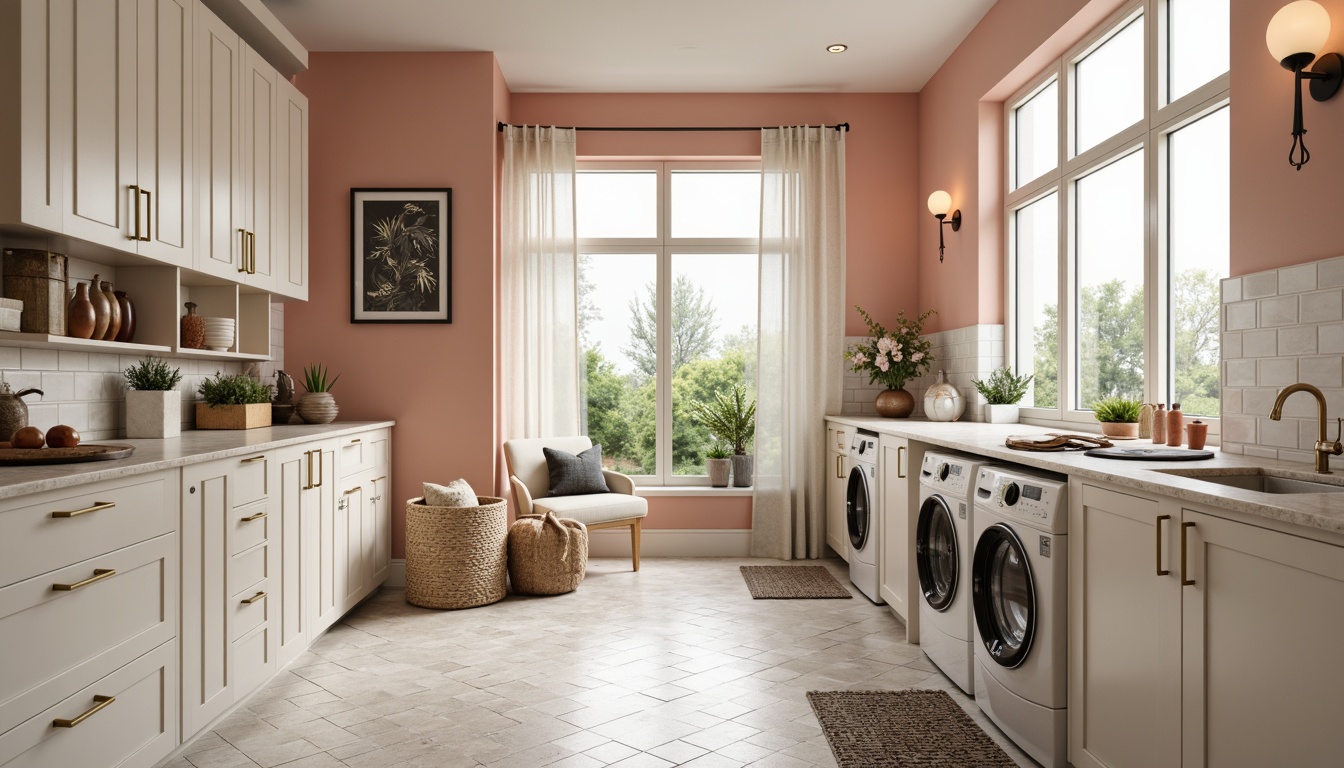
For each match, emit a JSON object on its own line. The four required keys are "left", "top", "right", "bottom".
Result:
{"left": 1007, "top": 0, "right": 1229, "bottom": 425}
{"left": 577, "top": 162, "right": 760, "bottom": 485}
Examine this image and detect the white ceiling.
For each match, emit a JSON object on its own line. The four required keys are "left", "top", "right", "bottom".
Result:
{"left": 260, "top": 0, "right": 998, "bottom": 92}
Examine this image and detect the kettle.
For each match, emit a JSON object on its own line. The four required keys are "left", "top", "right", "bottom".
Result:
{"left": 0, "top": 382, "right": 43, "bottom": 442}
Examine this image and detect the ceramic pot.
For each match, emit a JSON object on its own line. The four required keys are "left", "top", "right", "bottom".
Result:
{"left": 874, "top": 388, "right": 915, "bottom": 418}
{"left": 181, "top": 302, "right": 205, "bottom": 349}
{"left": 731, "top": 454, "right": 754, "bottom": 487}
{"left": 89, "top": 273, "right": 111, "bottom": 340}
{"left": 707, "top": 458, "right": 731, "bottom": 488}
{"left": 297, "top": 392, "right": 339, "bottom": 424}
{"left": 114, "top": 291, "right": 136, "bottom": 343}
{"left": 1099, "top": 422, "right": 1139, "bottom": 439}
{"left": 100, "top": 280, "right": 120, "bottom": 341}
{"left": 67, "top": 282, "right": 96, "bottom": 340}
{"left": 126, "top": 389, "right": 180, "bottom": 439}
{"left": 923, "top": 370, "right": 965, "bottom": 422}
{"left": 984, "top": 403, "right": 1020, "bottom": 424}
{"left": 1186, "top": 420, "right": 1209, "bottom": 450}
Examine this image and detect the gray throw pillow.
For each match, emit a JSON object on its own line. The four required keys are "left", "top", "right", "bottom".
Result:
{"left": 543, "top": 445, "right": 610, "bottom": 497}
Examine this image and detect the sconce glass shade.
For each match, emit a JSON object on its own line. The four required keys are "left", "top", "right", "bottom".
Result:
{"left": 927, "top": 190, "right": 952, "bottom": 216}
{"left": 1267, "top": 0, "right": 1330, "bottom": 63}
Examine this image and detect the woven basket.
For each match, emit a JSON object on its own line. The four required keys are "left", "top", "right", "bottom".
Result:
{"left": 405, "top": 495, "right": 508, "bottom": 609}
{"left": 508, "top": 512, "right": 588, "bottom": 595}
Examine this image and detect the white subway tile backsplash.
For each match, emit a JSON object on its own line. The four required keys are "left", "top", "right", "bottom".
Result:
{"left": 1221, "top": 277, "right": 1243, "bottom": 304}
{"left": 1225, "top": 301, "right": 1257, "bottom": 330}
{"left": 21, "top": 348, "right": 58, "bottom": 370}
{"left": 1243, "top": 272, "right": 1278, "bottom": 299}
{"left": 1278, "top": 326, "right": 1317, "bottom": 357}
{"left": 1242, "top": 330, "right": 1278, "bottom": 357}
{"left": 1258, "top": 358, "right": 1299, "bottom": 387}
{"left": 56, "top": 351, "right": 89, "bottom": 371}
{"left": 40, "top": 372, "right": 75, "bottom": 402}
{"left": 1300, "top": 289, "right": 1343, "bottom": 323}
{"left": 1258, "top": 295, "right": 1299, "bottom": 327}
{"left": 1278, "top": 264, "right": 1317, "bottom": 294}
{"left": 1225, "top": 359, "right": 1257, "bottom": 387}
{"left": 1300, "top": 356, "right": 1343, "bottom": 388}
{"left": 1320, "top": 323, "right": 1344, "bottom": 354}
{"left": 1258, "top": 417, "right": 1298, "bottom": 448}
{"left": 1221, "top": 332, "right": 1243, "bottom": 360}
{"left": 1319, "top": 257, "right": 1344, "bottom": 288}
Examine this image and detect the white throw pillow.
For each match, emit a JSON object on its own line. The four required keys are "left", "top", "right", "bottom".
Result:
{"left": 423, "top": 479, "right": 479, "bottom": 508}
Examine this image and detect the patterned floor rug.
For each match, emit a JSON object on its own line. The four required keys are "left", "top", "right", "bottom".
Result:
{"left": 739, "top": 565, "right": 854, "bottom": 599}
{"left": 807, "top": 689, "right": 1019, "bottom": 767}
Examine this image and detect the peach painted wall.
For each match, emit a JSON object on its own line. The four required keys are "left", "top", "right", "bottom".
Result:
{"left": 293, "top": 53, "right": 500, "bottom": 558}
{"left": 509, "top": 93, "right": 922, "bottom": 337}
{"left": 1230, "top": 0, "right": 1344, "bottom": 275}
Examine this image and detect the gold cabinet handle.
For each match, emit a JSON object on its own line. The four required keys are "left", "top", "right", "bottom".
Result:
{"left": 1156, "top": 515, "right": 1171, "bottom": 576}
{"left": 373, "top": 476, "right": 387, "bottom": 483}
{"left": 315, "top": 449, "right": 324, "bottom": 488}
{"left": 52, "top": 568, "right": 116, "bottom": 592}
{"left": 140, "top": 188, "right": 152, "bottom": 241}
{"left": 897, "top": 445, "right": 907, "bottom": 479}
{"left": 238, "top": 228, "right": 248, "bottom": 272}
{"left": 241, "top": 454, "right": 266, "bottom": 464}
{"left": 241, "top": 511, "right": 267, "bottom": 522}
{"left": 350, "top": 438, "right": 361, "bottom": 444}
{"left": 343, "top": 486, "right": 362, "bottom": 496}
{"left": 52, "top": 501, "right": 116, "bottom": 519}
{"left": 129, "top": 185, "right": 142, "bottom": 240}
{"left": 1181, "top": 521, "right": 1196, "bottom": 587}
{"left": 836, "top": 455, "right": 844, "bottom": 479}
{"left": 241, "top": 591, "right": 267, "bottom": 605}
{"left": 247, "top": 231, "right": 257, "bottom": 273}
{"left": 52, "top": 695, "right": 115, "bottom": 728}
{"left": 303, "top": 449, "right": 315, "bottom": 491}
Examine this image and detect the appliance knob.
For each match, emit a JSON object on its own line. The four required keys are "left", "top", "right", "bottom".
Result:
{"left": 1000, "top": 482, "right": 1020, "bottom": 507}
{"left": 937, "top": 462, "right": 950, "bottom": 481}
{"left": 858, "top": 441, "right": 867, "bottom": 456}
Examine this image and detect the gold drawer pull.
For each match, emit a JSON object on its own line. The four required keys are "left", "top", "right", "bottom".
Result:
{"left": 52, "top": 568, "right": 116, "bottom": 592}
{"left": 343, "top": 486, "right": 362, "bottom": 496}
{"left": 52, "top": 695, "right": 115, "bottom": 728}
{"left": 373, "top": 476, "right": 387, "bottom": 483}
{"left": 52, "top": 501, "right": 116, "bottom": 519}
{"left": 241, "top": 591, "right": 267, "bottom": 605}
{"left": 1181, "top": 521, "right": 1197, "bottom": 587}
{"left": 349, "top": 438, "right": 361, "bottom": 444}
{"left": 241, "top": 511, "right": 267, "bottom": 522}
{"left": 1156, "top": 515, "right": 1171, "bottom": 576}
{"left": 240, "top": 454, "right": 266, "bottom": 464}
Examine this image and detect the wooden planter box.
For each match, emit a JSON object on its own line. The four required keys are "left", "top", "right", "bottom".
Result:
{"left": 195, "top": 402, "right": 271, "bottom": 430}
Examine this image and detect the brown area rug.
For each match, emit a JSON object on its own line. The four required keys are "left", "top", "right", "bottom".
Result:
{"left": 807, "top": 690, "right": 1018, "bottom": 767}
{"left": 739, "top": 565, "right": 853, "bottom": 599}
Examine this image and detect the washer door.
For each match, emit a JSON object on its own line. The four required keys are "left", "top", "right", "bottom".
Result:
{"left": 846, "top": 466, "right": 869, "bottom": 550}
{"left": 972, "top": 523, "right": 1037, "bottom": 668}
{"left": 916, "top": 495, "right": 959, "bottom": 611}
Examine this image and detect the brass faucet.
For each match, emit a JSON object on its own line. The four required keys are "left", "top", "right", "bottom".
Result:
{"left": 1269, "top": 383, "right": 1343, "bottom": 474}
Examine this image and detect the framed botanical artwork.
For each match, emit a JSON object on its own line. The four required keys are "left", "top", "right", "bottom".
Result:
{"left": 351, "top": 188, "right": 452, "bottom": 323}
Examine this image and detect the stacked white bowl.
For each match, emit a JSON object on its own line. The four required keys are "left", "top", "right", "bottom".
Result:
{"left": 201, "top": 317, "right": 235, "bottom": 351}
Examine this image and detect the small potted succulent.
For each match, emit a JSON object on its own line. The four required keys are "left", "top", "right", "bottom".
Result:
{"left": 1092, "top": 396, "right": 1143, "bottom": 439}
{"left": 690, "top": 383, "right": 756, "bottom": 487}
{"left": 124, "top": 356, "right": 184, "bottom": 438}
{"left": 297, "top": 363, "right": 341, "bottom": 424}
{"left": 705, "top": 441, "right": 732, "bottom": 488}
{"left": 972, "top": 367, "right": 1034, "bottom": 424}
{"left": 196, "top": 372, "right": 273, "bottom": 430}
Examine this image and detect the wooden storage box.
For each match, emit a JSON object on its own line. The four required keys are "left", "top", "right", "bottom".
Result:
{"left": 1, "top": 249, "right": 67, "bottom": 335}
{"left": 194, "top": 403, "right": 271, "bottom": 430}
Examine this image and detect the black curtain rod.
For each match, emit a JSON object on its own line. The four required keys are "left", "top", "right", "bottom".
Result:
{"left": 497, "top": 121, "right": 849, "bottom": 133}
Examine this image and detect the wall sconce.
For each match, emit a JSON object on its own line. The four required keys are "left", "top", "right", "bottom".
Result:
{"left": 927, "top": 190, "right": 961, "bottom": 263}
{"left": 1266, "top": 0, "right": 1342, "bottom": 170}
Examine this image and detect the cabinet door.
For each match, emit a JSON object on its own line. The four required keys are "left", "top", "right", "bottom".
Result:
{"left": 273, "top": 77, "right": 308, "bottom": 300}
{"left": 825, "top": 424, "right": 850, "bottom": 562}
{"left": 338, "top": 482, "right": 367, "bottom": 611}
{"left": 1069, "top": 483, "right": 1182, "bottom": 768}
{"left": 3, "top": 0, "right": 66, "bottom": 230}
{"left": 179, "top": 459, "right": 233, "bottom": 735}
{"left": 879, "top": 437, "right": 912, "bottom": 626}
{"left": 240, "top": 45, "right": 276, "bottom": 291}
{"left": 369, "top": 473, "right": 391, "bottom": 585}
{"left": 275, "top": 445, "right": 309, "bottom": 668}
{"left": 134, "top": 0, "right": 193, "bottom": 266}
{"left": 193, "top": 8, "right": 242, "bottom": 281}
{"left": 309, "top": 445, "right": 342, "bottom": 634}
{"left": 1181, "top": 511, "right": 1344, "bottom": 768}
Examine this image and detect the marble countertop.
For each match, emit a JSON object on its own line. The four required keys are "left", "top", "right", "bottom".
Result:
{"left": 826, "top": 415, "right": 1344, "bottom": 538}
{"left": 0, "top": 421, "right": 395, "bottom": 500}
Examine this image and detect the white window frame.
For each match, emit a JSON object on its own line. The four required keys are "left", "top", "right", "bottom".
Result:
{"left": 577, "top": 160, "right": 761, "bottom": 486}
{"left": 1004, "top": 0, "right": 1229, "bottom": 434}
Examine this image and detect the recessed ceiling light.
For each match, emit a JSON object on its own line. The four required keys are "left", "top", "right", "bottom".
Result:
{"left": 827, "top": 44, "right": 848, "bottom": 54}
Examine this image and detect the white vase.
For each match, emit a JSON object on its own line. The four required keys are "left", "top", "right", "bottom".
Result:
{"left": 126, "top": 389, "right": 181, "bottom": 438}
{"left": 923, "top": 370, "right": 965, "bottom": 422}
{"left": 984, "top": 403, "right": 1020, "bottom": 424}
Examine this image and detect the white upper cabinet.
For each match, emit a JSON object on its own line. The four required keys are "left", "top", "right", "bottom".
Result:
{"left": 274, "top": 76, "right": 309, "bottom": 301}
{"left": 193, "top": 8, "right": 243, "bottom": 282}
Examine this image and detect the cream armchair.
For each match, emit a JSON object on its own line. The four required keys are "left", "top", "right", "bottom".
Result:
{"left": 502, "top": 436, "right": 649, "bottom": 571}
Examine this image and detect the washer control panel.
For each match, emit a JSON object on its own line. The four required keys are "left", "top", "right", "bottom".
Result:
{"left": 975, "top": 467, "right": 1068, "bottom": 531}
{"left": 919, "top": 451, "right": 981, "bottom": 495}
{"left": 849, "top": 432, "right": 878, "bottom": 463}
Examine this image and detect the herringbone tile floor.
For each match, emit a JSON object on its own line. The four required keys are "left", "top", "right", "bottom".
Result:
{"left": 158, "top": 558, "right": 1034, "bottom": 768}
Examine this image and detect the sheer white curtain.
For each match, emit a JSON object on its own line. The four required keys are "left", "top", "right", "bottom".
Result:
{"left": 753, "top": 126, "right": 846, "bottom": 560}
{"left": 502, "top": 126, "right": 580, "bottom": 440}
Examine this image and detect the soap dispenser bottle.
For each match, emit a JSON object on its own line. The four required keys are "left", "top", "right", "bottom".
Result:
{"left": 1167, "top": 403, "right": 1184, "bottom": 447}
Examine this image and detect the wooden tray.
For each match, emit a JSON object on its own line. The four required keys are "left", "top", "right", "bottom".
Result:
{"left": 0, "top": 444, "right": 135, "bottom": 465}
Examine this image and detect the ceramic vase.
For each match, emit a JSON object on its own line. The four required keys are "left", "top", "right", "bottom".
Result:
{"left": 88, "top": 273, "right": 111, "bottom": 340}
{"left": 731, "top": 454, "right": 754, "bottom": 487}
{"left": 297, "top": 392, "right": 339, "bottom": 424}
{"left": 874, "top": 388, "right": 915, "bottom": 418}
{"left": 707, "top": 458, "right": 731, "bottom": 488}
{"left": 181, "top": 302, "right": 205, "bottom": 349}
{"left": 923, "top": 370, "right": 965, "bottom": 422}
{"left": 114, "top": 291, "right": 136, "bottom": 343}
{"left": 100, "top": 280, "right": 120, "bottom": 341}
{"left": 66, "top": 282, "right": 96, "bottom": 340}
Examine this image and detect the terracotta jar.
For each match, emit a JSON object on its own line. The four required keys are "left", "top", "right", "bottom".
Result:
{"left": 88, "top": 273, "right": 111, "bottom": 339}
{"left": 67, "top": 282, "right": 97, "bottom": 340}
{"left": 100, "top": 280, "right": 120, "bottom": 341}
{"left": 181, "top": 302, "right": 206, "bottom": 349}
{"left": 113, "top": 291, "right": 136, "bottom": 343}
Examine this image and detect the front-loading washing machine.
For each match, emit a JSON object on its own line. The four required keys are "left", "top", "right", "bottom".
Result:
{"left": 971, "top": 464, "right": 1069, "bottom": 768}
{"left": 916, "top": 451, "right": 995, "bottom": 695}
{"left": 846, "top": 429, "right": 883, "bottom": 604}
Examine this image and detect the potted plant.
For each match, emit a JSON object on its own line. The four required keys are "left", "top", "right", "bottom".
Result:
{"left": 705, "top": 441, "right": 732, "bottom": 488}
{"left": 845, "top": 306, "right": 935, "bottom": 418}
{"left": 1092, "top": 396, "right": 1143, "bottom": 439}
{"left": 690, "top": 383, "right": 756, "bottom": 487}
{"left": 972, "top": 367, "right": 1034, "bottom": 424}
{"left": 124, "top": 356, "right": 184, "bottom": 438}
{"left": 297, "top": 363, "right": 341, "bottom": 424}
{"left": 196, "top": 372, "right": 273, "bottom": 430}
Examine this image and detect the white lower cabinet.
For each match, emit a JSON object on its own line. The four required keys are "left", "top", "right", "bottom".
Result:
{"left": 825, "top": 421, "right": 852, "bottom": 561}
{"left": 878, "top": 436, "right": 914, "bottom": 632}
{"left": 1071, "top": 480, "right": 1344, "bottom": 768}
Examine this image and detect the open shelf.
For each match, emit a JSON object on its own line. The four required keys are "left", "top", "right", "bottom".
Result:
{"left": 175, "top": 347, "right": 271, "bottom": 363}
{"left": 0, "top": 331, "right": 172, "bottom": 355}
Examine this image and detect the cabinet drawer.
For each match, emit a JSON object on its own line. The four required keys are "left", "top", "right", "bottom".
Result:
{"left": 339, "top": 430, "right": 389, "bottom": 478}
{"left": 228, "top": 544, "right": 268, "bottom": 598}
{"left": 0, "top": 535, "right": 175, "bottom": 737}
{"left": 232, "top": 502, "right": 271, "bottom": 555}
{"left": 0, "top": 640, "right": 176, "bottom": 768}
{"left": 232, "top": 453, "right": 271, "bottom": 508}
{"left": 0, "top": 471, "right": 176, "bottom": 588}
{"left": 233, "top": 625, "right": 272, "bottom": 700}
{"left": 232, "top": 579, "right": 269, "bottom": 641}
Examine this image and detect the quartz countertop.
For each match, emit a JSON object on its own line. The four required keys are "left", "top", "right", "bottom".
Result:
{"left": 0, "top": 421, "right": 395, "bottom": 500}
{"left": 826, "top": 415, "right": 1344, "bottom": 538}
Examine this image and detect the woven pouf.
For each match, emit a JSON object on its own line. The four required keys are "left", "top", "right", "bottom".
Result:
{"left": 507, "top": 512, "right": 588, "bottom": 595}
{"left": 405, "top": 495, "right": 508, "bottom": 609}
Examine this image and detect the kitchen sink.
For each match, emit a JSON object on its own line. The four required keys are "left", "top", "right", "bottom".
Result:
{"left": 1154, "top": 468, "right": 1344, "bottom": 494}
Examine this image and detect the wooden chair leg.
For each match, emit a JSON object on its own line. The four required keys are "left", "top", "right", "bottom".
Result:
{"left": 631, "top": 517, "right": 642, "bottom": 571}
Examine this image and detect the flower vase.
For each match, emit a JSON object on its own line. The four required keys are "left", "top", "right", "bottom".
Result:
{"left": 874, "top": 388, "right": 915, "bottom": 418}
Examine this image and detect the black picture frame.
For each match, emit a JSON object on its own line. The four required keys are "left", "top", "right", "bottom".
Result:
{"left": 351, "top": 188, "right": 452, "bottom": 324}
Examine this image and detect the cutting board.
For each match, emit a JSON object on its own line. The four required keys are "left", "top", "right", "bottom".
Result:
{"left": 0, "top": 444, "right": 135, "bottom": 465}
{"left": 1084, "top": 447, "right": 1214, "bottom": 461}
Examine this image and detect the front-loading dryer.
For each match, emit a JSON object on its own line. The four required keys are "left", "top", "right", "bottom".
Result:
{"left": 916, "top": 451, "right": 996, "bottom": 695}
{"left": 971, "top": 464, "right": 1069, "bottom": 768}
{"left": 846, "top": 429, "right": 883, "bottom": 604}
